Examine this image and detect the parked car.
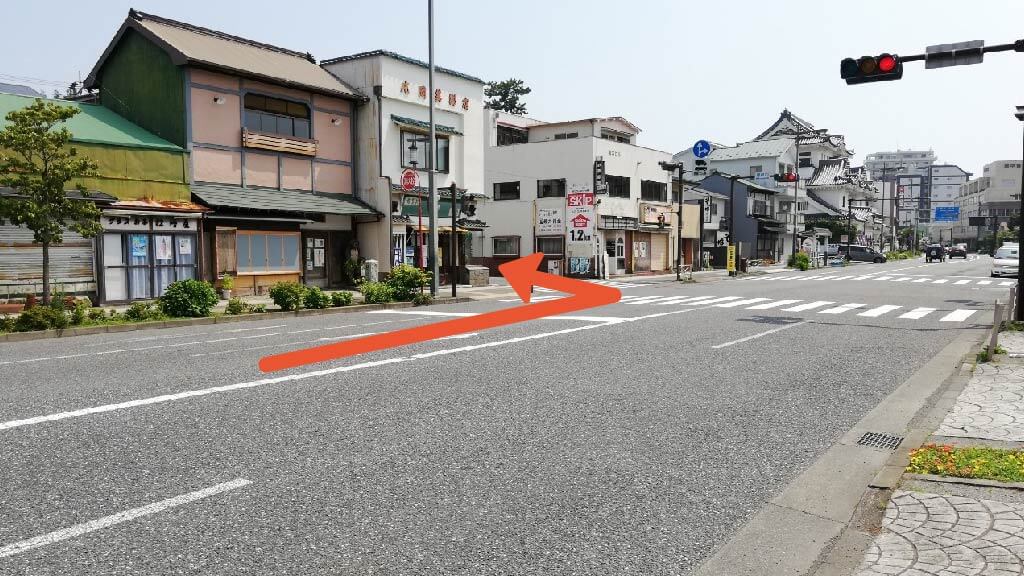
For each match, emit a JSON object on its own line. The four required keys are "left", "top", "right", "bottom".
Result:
{"left": 948, "top": 245, "right": 967, "bottom": 258}
{"left": 925, "top": 244, "right": 945, "bottom": 263}
{"left": 991, "top": 245, "right": 1019, "bottom": 277}
{"left": 837, "top": 244, "right": 887, "bottom": 263}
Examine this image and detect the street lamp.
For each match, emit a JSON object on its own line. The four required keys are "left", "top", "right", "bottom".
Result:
{"left": 1014, "top": 106, "right": 1024, "bottom": 320}
{"left": 408, "top": 137, "right": 429, "bottom": 291}
{"left": 658, "top": 161, "right": 686, "bottom": 281}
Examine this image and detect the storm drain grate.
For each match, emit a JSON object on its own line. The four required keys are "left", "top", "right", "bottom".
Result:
{"left": 857, "top": 432, "right": 904, "bottom": 451}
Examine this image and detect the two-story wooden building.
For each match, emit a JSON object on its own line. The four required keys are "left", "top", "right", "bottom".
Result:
{"left": 84, "top": 10, "right": 379, "bottom": 294}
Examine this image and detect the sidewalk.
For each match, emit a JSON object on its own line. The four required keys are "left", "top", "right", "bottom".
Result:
{"left": 851, "top": 338, "right": 1024, "bottom": 575}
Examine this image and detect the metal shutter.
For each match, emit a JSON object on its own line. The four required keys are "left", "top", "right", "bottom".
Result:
{"left": 0, "top": 224, "right": 94, "bottom": 290}
{"left": 650, "top": 233, "right": 668, "bottom": 271}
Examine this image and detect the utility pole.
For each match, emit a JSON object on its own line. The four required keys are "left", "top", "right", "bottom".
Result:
{"left": 658, "top": 160, "right": 687, "bottom": 281}
{"left": 426, "top": 0, "right": 439, "bottom": 295}
{"left": 1014, "top": 106, "right": 1024, "bottom": 320}
{"left": 450, "top": 182, "right": 458, "bottom": 298}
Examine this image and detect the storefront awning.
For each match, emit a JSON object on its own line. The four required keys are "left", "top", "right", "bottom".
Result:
{"left": 192, "top": 184, "right": 381, "bottom": 217}
{"left": 390, "top": 114, "right": 462, "bottom": 136}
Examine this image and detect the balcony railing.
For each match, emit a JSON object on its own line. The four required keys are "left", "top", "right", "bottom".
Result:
{"left": 242, "top": 129, "right": 318, "bottom": 157}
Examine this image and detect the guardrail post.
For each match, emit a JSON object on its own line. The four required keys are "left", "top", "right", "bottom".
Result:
{"left": 990, "top": 300, "right": 1004, "bottom": 358}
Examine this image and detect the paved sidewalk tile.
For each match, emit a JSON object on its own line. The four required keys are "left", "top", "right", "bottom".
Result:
{"left": 1002, "top": 331, "right": 1024, "bottom": 357}
{"left": 855, "top": 489, "right": 1024, "bottom": 575}
{"left": 937, "top": 363, "right": 1024, "bottom": 442}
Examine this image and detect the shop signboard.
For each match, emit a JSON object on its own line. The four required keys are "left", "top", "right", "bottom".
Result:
{"left": 535, "top": 206, "right": 564, "bottom": 235}
{"left": 566, "top": 189, "right": 595, "bottom": 258}
{"left": 726, "top": 245, "right": 736, "bottom": 272}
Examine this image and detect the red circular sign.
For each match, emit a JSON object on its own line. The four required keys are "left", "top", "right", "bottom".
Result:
{"left": 400, "top": 169, "right": 418, "bottom": 192}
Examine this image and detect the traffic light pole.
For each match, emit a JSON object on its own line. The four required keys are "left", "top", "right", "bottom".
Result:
{"left": 1016, "top": 109, "right": 1024, "bottom": 321}
{"left": 676, "top": 165, "right": 684, "bottom": 281}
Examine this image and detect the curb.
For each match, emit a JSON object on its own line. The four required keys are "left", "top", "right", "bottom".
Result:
{"left": 0, "top": 297, "right": 474, "bottom": 344}
{"left": 903, "top": 472, "right": 1024, "bottom": 491}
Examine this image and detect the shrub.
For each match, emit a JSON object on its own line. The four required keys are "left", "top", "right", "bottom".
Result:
{"left": 125, "top": 301, "right": 165, "bottom": 322}
{"left": 24, "top": 294, "right": 37, "bottom": 309}
{"left": 360, "top": 281, "right": 395, "bottom": 304}
{"left": 14, "top": 306, "right": 68, "bottom": 332}
{"left": 269, "top": 282, "right": 307, "bottom": 311}
{"left": 342, "top": 259, "right": 362, "bottom": 286}
{"left": 49, "top": 291, "right": 67, "bottom": 312}
{"left": 87, "top": 308, "right": 106, "bottom": 322}
{"left": 220, "top": 274, "right": 234, "bottom": 291}
{"left": 225, "top": 297, "right": 249, "bottom": 315}
{"left": 386, "top": 264, "right": 431, "bottom": 301}
{"left": 412, "top": 293, "right": 433, "bottom": 307}
{"left": 304, "top": 286, "right": 331, "bottom": 309}
{"left": 0, "top": 315, "right": 13, "bottom": 333}
{"left": 159, "top": 279, "right": 218, "bottom": 318}
{"left": 794, "top": 252, "right": 810, "bottom": 271}
{"left": 250, "top": 304, "right": 267, "bottom": 313}
{"left": 331, "top": 291, "right": 353, "bottom": 307}
{"left": 70, "top": 300, "right": 88, "bottom": 325}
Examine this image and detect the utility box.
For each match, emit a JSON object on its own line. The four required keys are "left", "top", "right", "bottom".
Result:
{"left": 363, "top": 259, "right": 379, "bottom": 282}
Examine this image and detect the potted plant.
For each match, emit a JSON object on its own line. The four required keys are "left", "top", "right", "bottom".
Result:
{"left": 220, "top": 274, "right": 234, "bottom": 300}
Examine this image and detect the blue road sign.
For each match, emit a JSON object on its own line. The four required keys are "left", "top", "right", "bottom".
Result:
{"left": 692, "top": 140, "right": 712, "bottom": 159}
{"left": 934, "top": 206, "right": 960, "bottom": 222}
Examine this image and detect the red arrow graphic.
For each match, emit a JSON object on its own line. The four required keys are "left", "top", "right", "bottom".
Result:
{"left": 258, "top": 252, "right": 620, "bottom": 372}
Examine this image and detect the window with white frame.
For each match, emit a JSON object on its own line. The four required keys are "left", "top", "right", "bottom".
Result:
{"left": 535, "top": 236, "right": 564, "bottom": 255}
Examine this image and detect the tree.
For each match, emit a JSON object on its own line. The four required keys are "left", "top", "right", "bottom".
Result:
{"left": 484, "top": 78, "right": 531, "bottom": 115}
{"left": 0, "top": 100, "right": 102, "bottom": 304}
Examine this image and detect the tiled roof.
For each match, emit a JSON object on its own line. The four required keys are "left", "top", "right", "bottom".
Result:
{"left": 321, "top": 50, "right": 485, "bottom": 84}
{"left": 391, "top": 115, "right": 462, "bottom": 136}
{"left": 0, "top": 92, "right": 181, "bottom": 151}
{"left": 806, "top": 190, "right": 844, "bottom": 215}
{"left": 755, "top": 109, "right": 817, "bottom": 141}
{"left": 0, "top": 83, "right": 44, "bottom": 97}
{"left": 706, "top": 138, "right": 794, "bottom": 161}
{"left": 86, "top": 10, "right": 364, "bottom": 100}
{"left": 1, "top": 187, "right": 118, "bottom": 203}
{"left": 192, "top": 184, "right": 380, "bottom": 216}
{"left": 807, "top": 158, "right": 878, "bottom": 193}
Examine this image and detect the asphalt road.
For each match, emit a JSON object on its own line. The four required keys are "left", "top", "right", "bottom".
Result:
{"left": 0, "top": 255, "right": 1002, "bottom": 575}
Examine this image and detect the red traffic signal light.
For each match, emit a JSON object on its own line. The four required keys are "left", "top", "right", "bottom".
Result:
{"left": 773, "top": 172, "right": 798, "bottom": 183}
{"left": 841, "top": 53, "right": 903, "bottom": 84}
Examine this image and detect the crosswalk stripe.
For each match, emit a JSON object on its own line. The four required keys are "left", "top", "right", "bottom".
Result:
{"left": 780, "top": 276, "right": 801, "bottom": 281}
{"left": 940, "top": 309, "right": 977, "bottom": 322}
{"left": 802, "top": 275, "right": 824, "bottom": 280}
{"left": 716, "top": 297, "right": 771, "bottom": 308}
{"left": 900, "top": 307, "right": 935, "bottom": 319}
{"left": 831, "top": 275, "right": 854, "bottom": 280}
{"left": 852, "top": 275, "right": 873, "bottom": 280}
{"left": 674, "top": 296, "right": 720, "bottom": 305}
{"left": 954, "top": 280, "right": 970, "bottom": 285}
{"left": 747, "top": 299, "right": 802, "bottom": 310}
{"left": 874, "top": 276, "right": 892, "bottom": 281}
{"left": 932, "top": 279, "right": 948, "bottom": 284}
{"left": 813, "top": 276, "right": 833, "bottom": 281}
{"left": 783, "top": 301, "right": 834, "bottom": 312}
{"left": 654, "top": 296, "right": 706, "bottom": 305}
{"left": 978, "top": 280, "right": 992, "bottom": 285}
{"left": 624, "top": 296, "right": 669, "bottom": 304}
{"left": 858, "top": 305, "right": 902, "bottom": 317}
{"left": 694, "top": 296, "right": 744, "bottom": 305}
{"left": 893, "top": 277, "right": 911, "bottom": 282}
{"left": 1001, "top": 281, "right": 1016, "bottom": 286}
{"left": 911, "top": 278, "right": 931, "bottom": 283}
{"left": 819, "top": 303, "right": 865, "bottom": 314}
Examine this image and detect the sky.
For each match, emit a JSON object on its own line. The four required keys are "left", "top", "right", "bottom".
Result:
{"left": 3, "top": 0, "right": 1023, "bottom": 175}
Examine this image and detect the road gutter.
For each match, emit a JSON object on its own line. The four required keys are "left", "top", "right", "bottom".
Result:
{"left": 692, "top": 327, "right": 984, "bottom": 576}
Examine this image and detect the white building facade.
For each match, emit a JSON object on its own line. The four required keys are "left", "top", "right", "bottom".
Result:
{"left": 954, "top": 160, "right": 1023, "bottom": 247}
{"left": 477, "top": 111, "right": 693, "bottom": 277}
{"left": 322, "top": 51, "right": 486, "bottom": 279}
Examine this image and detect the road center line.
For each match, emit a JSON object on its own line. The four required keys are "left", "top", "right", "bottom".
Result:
{"left": 0, "top": 479, "right": 251, "bottom": 558}
{"left": 0, "top": 307, "right": 708, "bottom": 431}
{"left": 711, "top": 321, "right": 807, "bottom": 349}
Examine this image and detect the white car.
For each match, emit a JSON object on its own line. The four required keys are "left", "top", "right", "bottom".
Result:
{"left": 992, "top": 245, "right": 1019, "bottom": 278}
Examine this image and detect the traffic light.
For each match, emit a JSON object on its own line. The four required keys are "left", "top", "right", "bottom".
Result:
{"left": 773, "top": 172, "right": 798, "bottom": 183}
{"left": 840, "top": 53, "right": 903, "bottom": 84}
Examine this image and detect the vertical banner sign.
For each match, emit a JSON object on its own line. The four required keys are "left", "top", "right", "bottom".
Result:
{"left": 566, "top": 188, "right": 596, "bottom": 275}
{"left": 593, "top": 160, "right": 607, "bottom": 194}
{"left": 703, "top": 198, "right": 712, "bottom": 223}
{"left": 726, "top": 245, "right": 736, "bottom": 272}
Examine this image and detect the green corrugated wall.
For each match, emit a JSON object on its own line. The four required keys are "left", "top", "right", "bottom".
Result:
{"left": 97, "top": 28, "right": 186, "bottom": 147}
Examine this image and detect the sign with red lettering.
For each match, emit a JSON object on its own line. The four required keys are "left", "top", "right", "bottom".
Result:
{"left": 401, "top": 168, "right": 419, "bottom": 192}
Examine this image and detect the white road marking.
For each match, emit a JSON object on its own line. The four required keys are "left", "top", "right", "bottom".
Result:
{"left": 858, "top": 305, "right": 901, "bottom": 318}
{"left": 954, "top": 280, "right": 970, "bottom": 285}
{"left": 440, "top": 333, "right": 479, "bottom": 340}
{"left": 225, "top": 325, "right": 286, "bottom": 333}
{"left": 553, "top": 315, "right": 630, "bottom": 322}
{"left": 0, "top": 479, "right": 251, "bottom": 558}
{"left": 978, "top": 280, "right": 993, "bottom": 285}
{"left": 911, "top": 278, "right": 931, "bottom": 283}
{"left": 624, "top": 296, "right": 674, "bottom": 305}
{"left": 932, "top": 279, "right": 948, "bottom": 284}
{"left": 0, "top": 306, "right": 712, "bottom": 431}
{"left": 715, "top": 298, "right": 770, "bottom": 308}
{"left": 893, "top": 277, "right": 911, "bottom": 282}
{"left": 940, "top": 309, "right": 978, "bottom": 322}
{"left": 190, "top": 332, "right": 380, "bottom": 357}
{"left": 782, "top": 301, "right": 834, "bottom": 312}
{"left": 819, "top": 303, "right": 865, "bottom": 314}
{"left": 690, "top": 296, "right": 743, "bottom": 305}
{"left": 711, "top": 321, "right": 807, "bottom": 349}
{"left": 652, "top": 297, "right": 702, "bottom": 305}
{"left": 852, "top": 275, "right": 873, "bottom": 280}
{"left": 368, "top": 310, "right": 478, "bottom": 317}
{"left": 900, "top": 308, "right": 936, "bottom": 320}
{"left": 1001, "top": 281, "right": 1016, "bottom": 286}
{"left": 874, "top": 276, "right": 893, "bottom": 281}
{"left": 747, "top": 299, "right": 802, "bottom": 310}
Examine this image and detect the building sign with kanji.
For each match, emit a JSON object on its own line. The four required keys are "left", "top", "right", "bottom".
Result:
{"left": 399, "top": 79, "right": 470, "bottom": 113}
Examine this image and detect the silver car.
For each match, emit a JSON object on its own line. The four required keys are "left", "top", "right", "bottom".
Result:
{"left": 991, "top": 245, "right": 1019, "bottom": 278}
